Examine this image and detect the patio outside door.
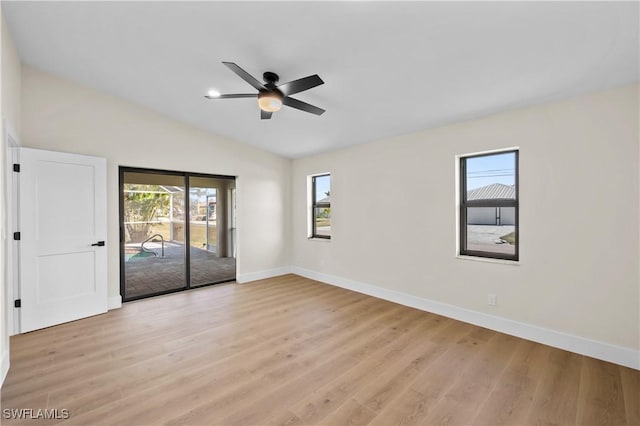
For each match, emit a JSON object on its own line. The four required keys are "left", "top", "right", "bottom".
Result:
{"left": 120, "top": 168, "right": 236, "bottom": 301}
{"left": 189, "top": 176, "right": 236, "bottom": 287}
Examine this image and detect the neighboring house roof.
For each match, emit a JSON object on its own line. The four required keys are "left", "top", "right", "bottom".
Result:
{"left": 467, "top": 183, "right": 515, "bottom": 200}
{"left": 317, "top": 196, "right": 330, "bottom": 204}
{"left": 159, "top": 185, "right": 184, "bottom": 193}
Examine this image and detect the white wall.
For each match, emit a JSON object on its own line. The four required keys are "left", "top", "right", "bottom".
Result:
{"left": 467, "top": 207, "right": 515, "bottom": 226}
{"left": 291, "top": 84, "right": 639, "bottom": 364}
{"left": 1, "top": 16, "right": 20, "bottom": 132}
{"left": 0, "top": 10, "right": 22, "bottom": 385}
{"left": 467, "top": 207, "right": 498, "bottom": 225}
{"left": 20, "top": 66, "right": 291, "bottom": 301}
{"left": 9, "top": 61, "right": 640, "bottom": 370}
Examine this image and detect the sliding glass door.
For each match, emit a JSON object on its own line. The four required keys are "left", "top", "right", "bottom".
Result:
{"left": 189, "top": 176, "right": 236, "bottom": 287}
{"left": 120, "top": 168, "right": 236, "bottom": 301}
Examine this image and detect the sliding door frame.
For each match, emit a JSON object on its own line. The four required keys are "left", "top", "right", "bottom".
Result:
{"left": 119, "top": 166, "right": 236, "bottom": 302}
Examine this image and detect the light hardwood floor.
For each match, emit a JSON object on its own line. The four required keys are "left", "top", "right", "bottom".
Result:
{"left": 1, "top": 274, "right": 638, "bottom": 425}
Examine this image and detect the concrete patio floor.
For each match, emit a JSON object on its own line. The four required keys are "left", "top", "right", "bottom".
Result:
{"left": 124, "top": 241, "right": 236, "bottom": 299}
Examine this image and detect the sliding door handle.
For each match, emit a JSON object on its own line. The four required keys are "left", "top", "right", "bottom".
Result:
{"left": 91, "top": 241, "right": 105, "bottom": 247}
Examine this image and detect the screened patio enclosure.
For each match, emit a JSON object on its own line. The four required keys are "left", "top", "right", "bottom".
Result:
{"left": 120, "top": 168, "right": 236, "bottom": 300}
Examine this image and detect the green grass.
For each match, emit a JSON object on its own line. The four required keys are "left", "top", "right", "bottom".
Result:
{"left": 500, "top": 232, "right": 516, "bottom": 245}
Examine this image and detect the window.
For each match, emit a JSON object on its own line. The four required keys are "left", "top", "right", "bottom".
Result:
{"left": 460, "top": 150, "right": 518, "bottom": 261}
{"left": 311, "top": 174, "right": 331, "bottom": 239}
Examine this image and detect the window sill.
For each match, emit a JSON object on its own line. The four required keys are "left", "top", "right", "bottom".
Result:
{"left": 456, "top": 254, "right": 519, "bottom": 266}
{"left": 308, "top": 237, "right": 331, "bottom": 242}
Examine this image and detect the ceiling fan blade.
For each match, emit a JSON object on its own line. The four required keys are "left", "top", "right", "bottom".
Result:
{"left": 283, "top": 97, "right": 325, "bottom": 115}
{"left": 278, "top": 75, "right": 324, "bottom": 96}
{"left": 205, "top": 93, "right": 257, "bottom": 99}
{"left": 261, "top": 110, "right": 273, "bottom": 120}
{"left": 222, "top": 62, "right": 265, "bottom": 91}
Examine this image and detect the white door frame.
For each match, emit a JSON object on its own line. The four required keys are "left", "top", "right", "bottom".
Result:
{"left": 4, "top": 120, "right": 21, "bottom": 336}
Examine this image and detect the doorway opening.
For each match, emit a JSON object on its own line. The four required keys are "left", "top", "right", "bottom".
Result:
{"left": 119, "top": 167, "right": 236, "bottom": 301}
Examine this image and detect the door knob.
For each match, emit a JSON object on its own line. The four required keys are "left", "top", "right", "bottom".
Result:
{"left": 91, "top": 241, "right": 105, "bottom": 247}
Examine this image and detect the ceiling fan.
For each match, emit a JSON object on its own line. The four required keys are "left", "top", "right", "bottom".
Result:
{"left": 205, "top": 62, "right": 325, "bottom": 120}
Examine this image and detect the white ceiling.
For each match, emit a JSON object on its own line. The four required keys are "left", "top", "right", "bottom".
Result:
{"left": 3, "top": 1, "right": 639, "bottom": 158}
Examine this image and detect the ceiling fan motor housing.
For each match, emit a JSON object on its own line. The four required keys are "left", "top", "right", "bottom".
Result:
{"left": 263, "top": 71, "right": 279, "bottom": 85}
{"left": 260, "top": 72, "right": 283, "bottom": 111}
{"left": 258, "top": 71, "right": 283, "bottom": 112}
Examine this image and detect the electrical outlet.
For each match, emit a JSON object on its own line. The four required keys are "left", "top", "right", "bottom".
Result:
{"left": 487, "top": 294, "right": 497, "bottom": 306}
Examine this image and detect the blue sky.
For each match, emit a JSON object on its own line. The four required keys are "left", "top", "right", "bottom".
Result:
{"left": 190, "top": 187, "right": 216, "bottom": 204}
{"left": 466, "top": 152, "right": 516, "bottom": 191}
{"left": 315, "top": 175, "right": 331, "bottom": 200}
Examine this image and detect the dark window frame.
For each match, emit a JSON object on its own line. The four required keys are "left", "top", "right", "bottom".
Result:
{"left": 459, "top": 150, "right": 519, "bottom": 261}
{"left": 311, "top": 174, "right": 331, "bottom": 239}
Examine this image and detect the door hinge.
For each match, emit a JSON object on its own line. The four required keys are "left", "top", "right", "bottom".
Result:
{"left": 14, "top": 299, "right": 21, "bottom": 308}
{"left": 13, "top": 232, "right": 20, "bottom": 240}
{"left": 13, "top": 164, "right": 20, "bottom": 172}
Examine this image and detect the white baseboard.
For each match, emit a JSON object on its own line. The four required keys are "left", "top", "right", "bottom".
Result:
{"left": 290, "top": 266, "right": 640, "bottom": 370}
{"left": 236, "top": 267, "right": 291, "bottom": 284}
{"left": 108, "top": 295, "right": 122, "bottom": 310}
{"left": 1, "top": 349, "right": 9, "bottom": 387}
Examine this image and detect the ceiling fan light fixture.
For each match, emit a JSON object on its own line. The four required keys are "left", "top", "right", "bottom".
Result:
{"left": 258, "top": 92, "right": 283, "bottom": 112}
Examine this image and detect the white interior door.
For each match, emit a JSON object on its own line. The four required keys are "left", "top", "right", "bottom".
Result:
{"left": 17, "top": 148, "right": 107, "bottom": 332}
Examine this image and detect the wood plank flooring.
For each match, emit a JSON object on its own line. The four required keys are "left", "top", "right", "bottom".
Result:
{"left": 1, "top": 274, "right": 638, "bottom": 425}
